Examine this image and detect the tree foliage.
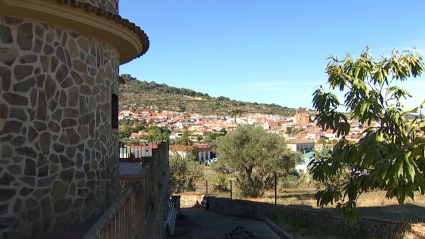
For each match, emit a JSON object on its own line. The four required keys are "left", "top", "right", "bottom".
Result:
{"left": 119, "top": 124, "right": 170, "bottom": 143}
{"left": 310, "top": 48, "right": 425, "bottom": 223}
{"left": 214, "top": 125, "right": 298, "bottom": 197}
{"left": 175, "top": 128, "right": 193, "bottom": 146}
{"left": 203, "top": 129, "right": 227, "bottom": 147}
{"left": 290, "top": 127, "right": 306, "bottom": 135}
{"left": 119, "top": 125, "right": 133, "bottom": 139}
{"left": 145, "top": 126, "right": 171, "bottom": 142}
{"left": 169, "top": 153, "right": 203, "bottom": 193}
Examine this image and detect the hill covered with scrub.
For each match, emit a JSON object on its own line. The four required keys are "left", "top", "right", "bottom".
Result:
{"left": 119, "top": 76, "right": 299, "bottom": 116}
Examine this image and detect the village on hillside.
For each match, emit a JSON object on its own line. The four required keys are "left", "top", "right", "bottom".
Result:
{"left": 119, "top": 106, "right": 424, "bottom": 177}
{"left": 119, "top": 108, "right": 368, "bottom": 143}
{"left": 118, "top": 107, "right": 379, "bottom": 167}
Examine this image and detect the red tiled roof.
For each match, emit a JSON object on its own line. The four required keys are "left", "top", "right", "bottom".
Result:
{"left": 125, "top": 145, "right": 158, "bottom": 149}
{"left": 170, "top": 145, "right": 212, "bottom": 152}
{"left": 170, "top": 145, "right": 193, "bottom": 152}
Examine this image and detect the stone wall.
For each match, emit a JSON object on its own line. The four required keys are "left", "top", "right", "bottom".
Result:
{"left": 176, "top": 194, "right": 204, "bottom": 208}
{"left": 0, "top": 15, "right": 120, "bottom": 238}
{"left": 76, "top": 0, "right": 119, "bottom": 15}
{"left": 85, "top": 142, "right": 171, "bottom": 239}
{"left": 207, "top": 197, "right": 425, "bottom": 239}
{"left": 141, "top": 142, "right": 170, "bottom": 239}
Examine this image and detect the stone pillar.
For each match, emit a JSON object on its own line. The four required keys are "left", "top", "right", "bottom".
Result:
{"left": 0, "top": 0, "right": 149, "bottom": 238}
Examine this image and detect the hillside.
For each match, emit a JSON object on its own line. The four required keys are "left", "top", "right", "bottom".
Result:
{"left": 119, "top": 76, "right": 298, "bottom": 116}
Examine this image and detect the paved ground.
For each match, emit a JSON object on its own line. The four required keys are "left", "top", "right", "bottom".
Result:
{"left": 119, "top": 161, "right": 143, "bottom": 175}
{"left": 170, "top": 208, "right": 281, "bottom": 239}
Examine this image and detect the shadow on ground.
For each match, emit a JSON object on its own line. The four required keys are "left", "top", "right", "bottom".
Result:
{"left": 169, "top": 208, "right": 280, "bottom": 239}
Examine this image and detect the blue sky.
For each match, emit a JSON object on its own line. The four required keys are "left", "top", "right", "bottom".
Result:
{"left": 119, "top": 0, "right": 425, "bottom": 110}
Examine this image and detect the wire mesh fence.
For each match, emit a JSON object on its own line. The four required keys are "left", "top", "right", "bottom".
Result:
{"left": 356, "top": 191, "right": 425, "bottom": 208}
{"left": 192, "top": 181, "right": 240, "bottom": 199}
{"left": 179, "top": 165, "right": 425, "bottom": 222}
{"left": 191, "top": 180, "right": 425, "bottom": 215}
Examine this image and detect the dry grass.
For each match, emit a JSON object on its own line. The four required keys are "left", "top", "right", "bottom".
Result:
{"left": 184, "top": 168, "right": 425, "bottom": 223}
{"left": 249, "top": 189, "right": 425, "bottom": 223}
{"left": 357, "top": 191, "right": 425, "bottom": 207}
{"left": 269, "top": 213, "right": 363, "bottom": 239}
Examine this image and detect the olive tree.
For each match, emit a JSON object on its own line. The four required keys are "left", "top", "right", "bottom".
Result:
{"left": 169, "top": 153, "right": 203, "bottom": 193}
{"left": 214, "top": 125, "right": 298, "bottom": 197}
{"left": 310, "top": 48, "right": 425, "bottom": 222}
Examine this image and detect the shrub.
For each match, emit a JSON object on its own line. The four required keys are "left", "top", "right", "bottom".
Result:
{"left": 237, "top": 174, "right": 265, "bottom": 198}
{"left": 169, "top": 153, "right": 203, "bottom": 193}
{"left": 213, "top": 173, "right": 230, "bottom": 192}
{"left": 280, "top": 171, "right": 310, "bottom": 189}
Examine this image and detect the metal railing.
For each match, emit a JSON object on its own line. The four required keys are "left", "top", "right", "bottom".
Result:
{"left": 119, "top": 142, "right": 157, "bottom": 159}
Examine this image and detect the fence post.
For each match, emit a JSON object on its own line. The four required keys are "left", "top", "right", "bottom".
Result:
{"left": 274, "top": 172, "right": 277, "bottom": 204}
{"left": 129, "top": 145, "right": 132, "bottom": 157}
{"left": 230, "top": 180, "right": 232, "bottom": 200}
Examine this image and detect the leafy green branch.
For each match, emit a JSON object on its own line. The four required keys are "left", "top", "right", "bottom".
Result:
{"left": 310, "top": 47, "right": 425, "bottom": 223}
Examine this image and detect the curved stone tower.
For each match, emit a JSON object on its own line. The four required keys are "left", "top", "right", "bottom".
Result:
{"left": 0, "top": 1, "right": 149, "bottom": 238}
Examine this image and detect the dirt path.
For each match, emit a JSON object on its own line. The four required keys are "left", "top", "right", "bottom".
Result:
{"left": 170, "top": 207, "right": 281, "bottom": 239}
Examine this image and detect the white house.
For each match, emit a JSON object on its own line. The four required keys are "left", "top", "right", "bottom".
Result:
{"left": 296, "top": 151, "right": 314, "bottom": 174}
{"left": 169, "top": 145, "right": 212, "bottom": 163}
{"left": 286, "top": 139, "right": 315, "bottom": 153}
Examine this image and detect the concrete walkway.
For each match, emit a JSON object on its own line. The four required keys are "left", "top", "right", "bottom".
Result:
{"left": 170, "top": 208, "right": 281, "bottom": 239}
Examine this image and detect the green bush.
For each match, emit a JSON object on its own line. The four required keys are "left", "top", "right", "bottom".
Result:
{"left": 169, "top": 153, "right": 203, "bottom": 193}
{"left": 280, "top": 175, "right": 302, "bottom": 188}
{"left": 279, "top": 171, "right": 310, "bottom": 189}
{"left": 237, "top": 174, "right": 265, "bottom": 198}
{"left": 213, "top": 173, "right": 230, "bottom": 192}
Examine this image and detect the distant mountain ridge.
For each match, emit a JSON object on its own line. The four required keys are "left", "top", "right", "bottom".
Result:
{"left": 119, "top": 76, "right": 298, "bottom": 116}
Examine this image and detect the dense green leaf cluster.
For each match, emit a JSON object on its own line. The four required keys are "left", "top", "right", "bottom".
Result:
{"left": 310, "top": 48, "right": 425, "bottom": 223}
{"left": 174, "top": 128, "right": 193, "bottom": 146}
{"left": 119, "top": 124, "right": 171, "bottom": 143}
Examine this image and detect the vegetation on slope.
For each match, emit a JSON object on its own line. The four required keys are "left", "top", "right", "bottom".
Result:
{"left": 119, "top": 76, "right": 297, "bottom": 115}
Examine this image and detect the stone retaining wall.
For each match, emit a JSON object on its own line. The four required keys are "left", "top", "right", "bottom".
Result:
{"left": 0, "top": 15, "right": 120, "bottom": 238}
{"left": 176, "top": 194, "right": 204, "bottom": 208}
{"left": 207, "top": 197, "right": 425, "bottom": 239}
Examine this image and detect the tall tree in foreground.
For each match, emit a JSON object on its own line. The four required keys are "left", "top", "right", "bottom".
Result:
{"left": 214, "top": 125, "right": 298, "bottom": 197}
{"left": 310, "top": 48, "right": 425, "bottom": 223}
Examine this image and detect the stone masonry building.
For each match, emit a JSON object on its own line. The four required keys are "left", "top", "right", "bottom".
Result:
{"left": 294, "top": 109, "right": 311, "bottom": 126}
{"left": 0, "top": 0, "right": 149, "bottom": 238}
